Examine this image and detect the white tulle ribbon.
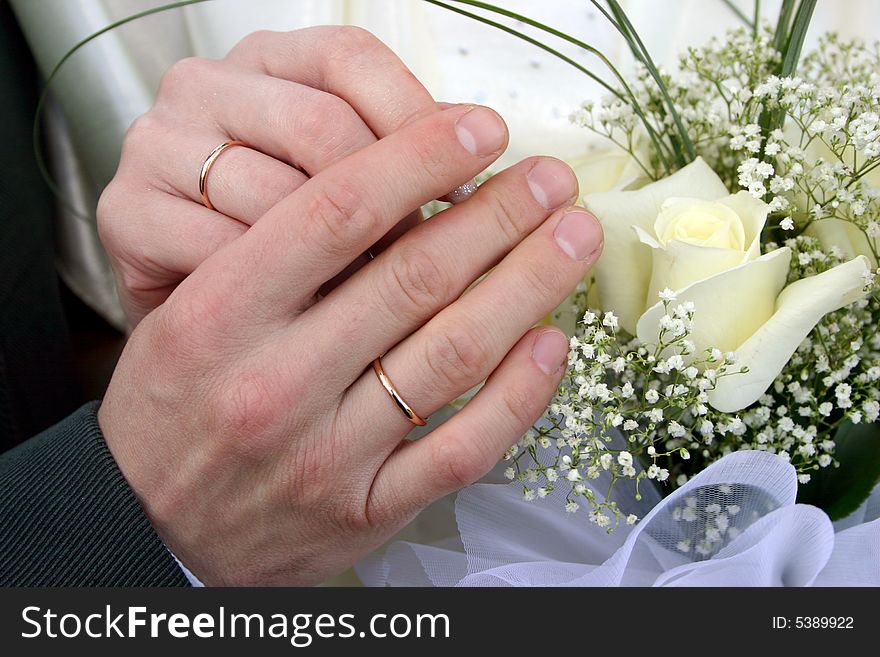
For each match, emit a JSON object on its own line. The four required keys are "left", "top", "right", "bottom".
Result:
{"left": 357, "top": 451, "right": 880, "bottom": 587}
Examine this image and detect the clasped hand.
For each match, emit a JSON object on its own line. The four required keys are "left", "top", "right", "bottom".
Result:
{"left": 96, "top": 26, "right": 603, "bottom": 585}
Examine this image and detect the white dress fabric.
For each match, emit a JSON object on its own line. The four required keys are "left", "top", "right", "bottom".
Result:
{"left": 356, "top": 450, "right": 880, "bottom": 586}
{"left": 11, "top": 0, "right": 880, "bottom": 327}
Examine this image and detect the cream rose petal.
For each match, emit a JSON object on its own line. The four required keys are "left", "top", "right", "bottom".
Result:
{"left": 717, "top": 191, "right": 769, "bottom": 260}
{"left": 635, "top": 227, "right": 748, "bottom": 303}
{"left": 708, "top": 255, "right": 872, "bottom": 412}
{"left": 570, "top": 149, "right": 642, "bottom": 196}
{"left": 637, "top": 247, "right": 792, "bottom": 355}
{"left": 654, "top": 198, "right": 746, "bottom": 250}
{"left": 586, "top": 158, "right": 729, "bottom": 334}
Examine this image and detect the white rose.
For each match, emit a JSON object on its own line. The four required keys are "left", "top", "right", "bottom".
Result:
{"left": 584, "top": 158, "right": 871, "bottom": 412}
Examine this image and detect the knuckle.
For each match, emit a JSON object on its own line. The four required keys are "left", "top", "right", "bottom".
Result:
{"left": 481, "top": 184, "right": 534, "bottom": 243}
{"left": 210, "top": 372, "right": 279, "bottom": 441}
{"left": 139, "top": 305, "right": 185, "bottom": 366}
{"left": 384, "top": 245, "right": 450, "bottom": 316}
{"left": 283, "top": 93, "right": 361, "bottom": 161}
{"left": 134, "top": 289, "right": 236, "bottom": 379}
{"left": 500, "top": 382, "right": 540, "bottom": 428}
{"left": 118, "top": 113, "right": 165, "bottom": 169}
{"left": 304, "top": 180, "right": 377, "bottom": 256}
{"left": 158, "top": 56, "right": 214, "bottom": 97}
{"left": 327, "top": 25, "right": 381, "bottom": 60}
{"left": 432, "top": 435, "right": 487, "bottom": 490}
{"left": 423, "top": 321, "right": 491, "bottom": 390}
{"left": 520, "top": 256, "right": 565, "bottom": 302}
{"left": 407, "top": 124, "right": 452, "bottom": 180}
{"left": 122, "top": 113, "right": 159, "bottom": 149}
{"left": 230, "top": 29, "right": 274, "bottom": 57}
{"left": 96, "top": 182, "right": 125, "bottom": 253}
{"left": 115, "top": 264, "right": 155, "bottom": 298}
{"left": 159, "top": 288, "right": 229, "bottom": 345}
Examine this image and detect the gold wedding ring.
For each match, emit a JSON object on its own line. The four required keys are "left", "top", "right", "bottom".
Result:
{"left": 372, "top": 357, "right": 427, "bottom": 426}
{"left": 199, "top": 139, "right": 246, "bottom": 210}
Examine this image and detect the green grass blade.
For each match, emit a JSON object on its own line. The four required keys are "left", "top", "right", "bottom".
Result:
{"left": 773, "top": 0, "right": 797, "bottom": 53}
{"left": 780, "top": 0, "right": 816, "bottom": 76}
{"left": 602, "top": 0, "right": 696, "bottom": 163}
{"left": 444, "top": 0, "right": 675, "bottom": 171}
{"left": 33, "top": 0, "right": 215, "bottom": 217}
{"left": 720, "top": 0, "right": 754, "bottom": 28}
{"left": 425, "top": 0, "right": 621, "bottom": 98}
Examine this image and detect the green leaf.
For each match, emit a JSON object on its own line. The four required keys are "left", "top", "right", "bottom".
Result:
{"left": 779, "top": 0, "right": 817, "bottom": 77}
{"left": 797, "top": 421, "right": 880, "bottom": 520}
{"left": 773, "top": 0, "right": 797, "bottom": 53}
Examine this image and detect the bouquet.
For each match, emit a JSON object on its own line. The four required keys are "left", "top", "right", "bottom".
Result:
{"left": 431, "top": 1, "right": 880, "bottom": 546}
{"left": 352, "top": 0, "right": 880, "bottom": 587}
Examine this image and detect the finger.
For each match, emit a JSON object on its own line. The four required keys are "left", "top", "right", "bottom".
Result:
{"left": 157, "top": 60, "right": 380, "bottom": 176}
{"left": 340, "top": 206, "right": 602, "bottom": 447}
{"left": 133, "top": 125, "right": 308, "bottom": 225}
{"left": 318, "top": 205, "right": 425, "bottom": 297}
{"left": 151, "top": 61, "right": 423, "bottom": 275}
{"left": 301, "top": 156, "right": 578, "bottom": 384}
{"left": 225, "top": 26, "right": 438, "bottom": 137}
{"left": 436, "top": 104, "right": 478, "bottom": 204}
{"left": 368, "top": 327, "right": 569, "bottom": 521}
{"left": 98, "top": 189, "right": 246, "bottom": 326}
{"left": 203, "top": 104, "right": 509, "bottom": 315}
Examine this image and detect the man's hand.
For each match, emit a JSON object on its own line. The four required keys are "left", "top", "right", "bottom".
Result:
{"left": 99, "top": 103, "right": 603, "bottom": 585}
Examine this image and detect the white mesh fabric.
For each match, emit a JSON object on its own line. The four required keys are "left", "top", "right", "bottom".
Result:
{"left": 356, "top": 450, "right": 880, "bottom": 587}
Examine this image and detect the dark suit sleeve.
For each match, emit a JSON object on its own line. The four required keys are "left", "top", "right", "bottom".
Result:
{"left": 0, "top": 402, "right": 188, "bottom": 586}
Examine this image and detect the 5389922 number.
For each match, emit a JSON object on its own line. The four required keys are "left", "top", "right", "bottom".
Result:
{"left": 795, "top": 617, "right": 853, "bottom": 629}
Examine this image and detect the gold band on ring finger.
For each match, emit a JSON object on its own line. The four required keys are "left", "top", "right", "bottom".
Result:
{"left": 199, "top": 139, "right": 247, "bottom": 211}
{"left": 372, "top": 357, "right": 427, "bottom": 426}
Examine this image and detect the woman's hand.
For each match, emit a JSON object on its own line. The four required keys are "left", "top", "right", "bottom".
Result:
{"left": 98, "top": 26, "right": 463, "bottom": 328}
{"left": 98, "top": 104, "right": 603, "bottom": 585}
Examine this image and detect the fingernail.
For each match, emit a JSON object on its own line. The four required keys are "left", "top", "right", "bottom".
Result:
{"left": 531, "top": 330, "right": 568, "bottom": 375}
{"left": 442, "top": 179, "right": 478, "bottom": 204}
{"left": 553, "top": 209, "right": 603, "bottom": 261}
{"left": 527, "top": 159, "right": 577, "bottom": 210}
{"left": 455, "top": 106, "right": 507, "bottom": 156}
